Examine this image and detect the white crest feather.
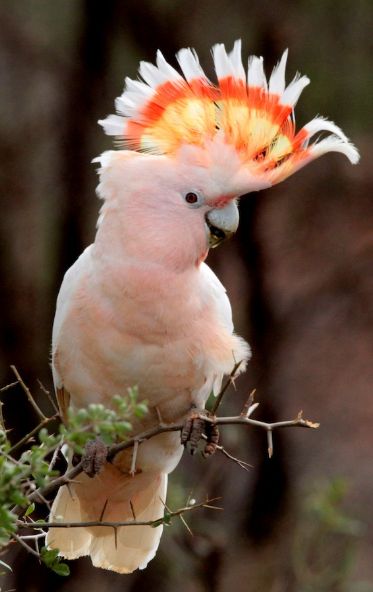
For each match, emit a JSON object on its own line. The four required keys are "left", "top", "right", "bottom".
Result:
{"left": 176, "top": 48, "right": 208, "bottom": 81}
{"left": 98, "top": 114, "right": 125, "bottom": 136}
{"left": 247, "top": 55, "right": 267, "bottom": 89}
{"left": 213, "top": 41, "right": 246, "bottom": 81}
{"left": 309, "top": 136, "right": 360, "bottom": 164}
{"left": 139, "top": 59, "right": 170, "bottom": 89}
{"left": 98, "top": 41, "right": 359, "bottom": 171}
{"left": 303, "top": 117, "right": 349, "bottom": 142}
{"left": 155, "top": 50, "right": 183, "bottom": 82}
{"left": 280, "top": 73, "right": 310, "bottom": 106}
{"left": 269, "top": 49, "right": 288, "bottom": 95}
{"left": 228, "top": 40, "right": 246, "bottom": 81}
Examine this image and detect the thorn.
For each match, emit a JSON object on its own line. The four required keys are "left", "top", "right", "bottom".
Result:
{"left": 247, "top": 402, "right": 260, "bottom": 418}
{"left": 231, "top": 376, "right": 238, "bottom": 391}
{"left": 202, "top": 504, "right": 224, "bottom": 511}
{"left": 297, "top": 410, "right": 303, "bottom": 420}
{"left": 179, "top": 514, "right": 193, "bottom": 536}
{"left": 130, "top": 500, "right": 136, "bottom": 521}
{"left": 155, "top": 406, "right": 165, "bottom": 427}
{"left": 37, "top": 379, "right": 59, "bottom": 414}
{"left": 186, "top": 490, "right": 194, "bottom": 506}
{"left": 267, "top": 429, "right": 273, "bottom": 459}
{"left": 305, "top": 420, "right": 320, "bottom": 429}
{"left": 129, "top": 440, "right": 139, "bottom": 476}
{"left": 113, "top": 526, "right": 118, "bottom": 550}
{"left": 232, "top": 350, "right": 237, "bottom": 365}
{"left": 99, "top": 499, "right": 109, "bottom": 522}
{"left": 211, "top": 359, "right": 243, "bottom": 415}
{"left": 240, "top": 389, "right": 257, "bottom": 417}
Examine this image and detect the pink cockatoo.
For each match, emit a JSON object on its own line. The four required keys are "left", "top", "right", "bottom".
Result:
{"left": 46, "top": 41, "right": 359, "bottom": 573}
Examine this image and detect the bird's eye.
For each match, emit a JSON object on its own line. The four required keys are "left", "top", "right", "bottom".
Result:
{"left": 184, "top": 191, "right": 203, "bottom": 207}
{"left": 185, "top": 192, "right": 198, "bottom": 204}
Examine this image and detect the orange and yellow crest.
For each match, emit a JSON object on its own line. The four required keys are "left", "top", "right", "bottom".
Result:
{"left": 100, "top": 41, "right": 358, "bottom": 185}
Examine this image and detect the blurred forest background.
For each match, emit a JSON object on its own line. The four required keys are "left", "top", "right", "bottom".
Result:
{"left": 1, "top": 1, "right": 372, "bottom": 590}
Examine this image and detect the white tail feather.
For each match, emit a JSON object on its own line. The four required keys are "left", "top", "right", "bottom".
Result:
{"left": 46, "top": 465, "right": 168, "bottom": 574}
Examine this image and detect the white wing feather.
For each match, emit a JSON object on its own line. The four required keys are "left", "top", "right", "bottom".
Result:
{"left": 51, "top": 245, "right": 94, "bottom": 388}
{"left": 200, "top": 262, "right": 234, "bottom": 333}
{"left": 199, "top": 263, "right": 250, "bottom": 397}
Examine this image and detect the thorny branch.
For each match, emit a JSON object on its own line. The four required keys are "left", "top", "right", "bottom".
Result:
{"left": 16, "top": 497, "right": 222, "bottom": 531}
{"left": 0, "top": 366, "right": 319, "bottom": 569}
{"left": 25, "top": 407, "right": 318, "bottom": 508}
{"left": 2, "top": 367, "right": 319, "bottom": 510}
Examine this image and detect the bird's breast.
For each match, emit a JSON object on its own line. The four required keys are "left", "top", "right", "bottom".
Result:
{"left": 54, "top": 262, "right": 238, "bottom": 425}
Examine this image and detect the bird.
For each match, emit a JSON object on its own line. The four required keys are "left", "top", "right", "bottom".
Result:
{"left": 46, "top": 41, "right": 359, "bottom": 573}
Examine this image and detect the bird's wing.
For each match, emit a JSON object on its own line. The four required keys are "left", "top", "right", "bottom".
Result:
{"left": 199, "top": 262, "right": 237, "bottom": 397}
{"left": 51, "top": 245, "right": 93, "bottom": 395}
{"left": 200, "top": 261, "right": 234, "bottom": 334}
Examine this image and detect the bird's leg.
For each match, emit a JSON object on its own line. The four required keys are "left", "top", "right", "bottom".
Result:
{"left": 203, "top": 421, "right": 220, "bottom": 457}
{"left": 181, "top": 405, "right": 219, "bottom": 456}
{"left": 80, "top": 437, "right": 108, "bottom": 478}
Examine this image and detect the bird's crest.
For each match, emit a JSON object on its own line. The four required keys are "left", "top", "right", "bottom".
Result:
{"left": 100, "top": 41, "right": 359, "bottom": 185}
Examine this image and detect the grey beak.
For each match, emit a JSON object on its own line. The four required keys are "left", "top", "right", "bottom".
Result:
{"left": 205, "top": 200, "right": 239, "bottom": 248}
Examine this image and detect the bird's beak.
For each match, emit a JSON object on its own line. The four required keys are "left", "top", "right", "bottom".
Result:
{"left": 205, "top": 200, "right": 239, "bottom": 248}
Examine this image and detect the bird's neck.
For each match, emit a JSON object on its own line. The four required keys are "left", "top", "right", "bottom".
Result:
{"left": 94, "top": 198, "right": 208, "bottom": 274}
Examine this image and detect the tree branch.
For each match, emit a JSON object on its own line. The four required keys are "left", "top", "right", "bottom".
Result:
{"left": 16, "top": 497, "right": 221, "bottom": 530}
{"left": 25, "top": 408, "right": 318, "bottom": 508}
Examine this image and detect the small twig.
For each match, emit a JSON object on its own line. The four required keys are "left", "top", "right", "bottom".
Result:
{"left": 10, "top": 366, "right": 46, "bottom": 421}
{"left": 0, "top": 401, "right": 5, "bottom": 431}
{"left": 48, "top": 442, "right": 63, "bottom": 472}
{"left": 31, "top": 492, "right": 51, "bottom": 511}
{"left": 8, "top": 415, "right": 59, "bottom": 456}
{"left": 210, "top": 360, "right": 243, "bottom": 415}
{"left": 12, "top": 533, "right": 40, "bottom": 560}
{"left": 34, "top": 531, "right": 40, "bottom": 556}
{"left": 37, "top": 380, "right": 59, "bottom": 415}
{"left": 0, "top": 381, "right": 19, "bottom": 393}
{"left": 200, "top": 433, "right": 252, "bottom": 471}
{"left": 217, "top": 444, "right": 253, "bottom": 471}
{"left": 18, "top": 533, "right": 46, "bottom": 541}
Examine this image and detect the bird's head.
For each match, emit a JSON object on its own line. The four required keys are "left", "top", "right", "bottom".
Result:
{"left": 96, "top": 42, "right": 359, "bottom": 270}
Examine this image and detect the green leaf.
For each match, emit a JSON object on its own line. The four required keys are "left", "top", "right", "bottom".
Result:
{"left": 25, "top": 502, "right": 35, "bottom": 517}
{"left": 40, "top": 546, "right": 59, "bottom": 566}
{"left": 51, "top": 562, "right": 70, "bottom": 576}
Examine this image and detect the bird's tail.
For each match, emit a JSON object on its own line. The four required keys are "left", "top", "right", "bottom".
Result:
{"left": 46, "top": 463, "right": 167, "bottom": 573}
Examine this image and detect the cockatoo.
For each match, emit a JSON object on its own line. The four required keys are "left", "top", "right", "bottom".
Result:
{"left": 46, "top": 41, "right": 358, "bottom": 573}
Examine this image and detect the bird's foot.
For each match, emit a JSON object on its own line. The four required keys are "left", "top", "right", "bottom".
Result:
{"left": 180, "top": 407, "right": 219, "bottom": 456}
{"left": 80, "top": 437, "right": 108, "bottom": 478}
